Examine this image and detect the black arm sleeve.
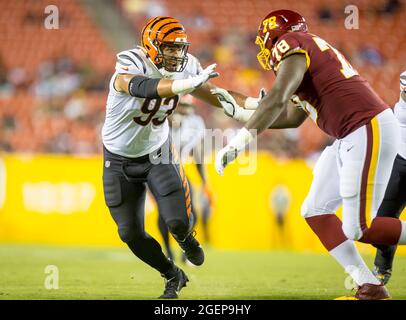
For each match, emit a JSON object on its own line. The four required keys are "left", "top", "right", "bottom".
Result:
{"left": 128, "top": 76, "right": 160, "bottom": 98}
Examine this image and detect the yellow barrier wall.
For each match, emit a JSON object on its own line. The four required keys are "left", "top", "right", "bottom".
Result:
{"left": 0, "top": 153, "right": 404, "bottom": 255}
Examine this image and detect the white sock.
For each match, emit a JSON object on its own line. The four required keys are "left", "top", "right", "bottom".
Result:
{"left": 329, "top": 240, "right": 380, "bottom": 286}
{"left": 398, "top": 221, "right": 406, "bottom": 244}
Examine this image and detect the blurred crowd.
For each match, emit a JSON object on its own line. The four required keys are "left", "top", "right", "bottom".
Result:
{"left": 0, "top": 0, "right": 404, "bottom": 160}
{"left": 0, "top": 54, "right": 109, "bottom": 154}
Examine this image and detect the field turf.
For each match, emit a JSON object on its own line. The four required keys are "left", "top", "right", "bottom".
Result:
{"left": 1, "top": 244, "right": 406, "bottom": 300}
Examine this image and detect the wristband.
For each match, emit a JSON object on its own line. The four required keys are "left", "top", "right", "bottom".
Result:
{"left": 171, "top": 78, "right": 195, "bottom": 95}
{"left": 229, "top": 127, "right": 255, "bottom": 151}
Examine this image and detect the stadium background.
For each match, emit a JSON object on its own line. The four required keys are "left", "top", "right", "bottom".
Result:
{"left": 0, "top": 0, "right": 406, "bottom": 299}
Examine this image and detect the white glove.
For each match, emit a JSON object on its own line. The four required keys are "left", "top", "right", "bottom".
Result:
{"left": 215, "top": 127, "right": 254, "bottom": 176}
{"left": 244, "top": 87, "right": 266, "bottom": 110}
{"left": 211, "top": 88, "right": 255, "bottom": 122}
{"left": 172, "top": 64, "right": 219, "bottom": 95}
{"left": 401, "top": 71, "right": 406, "bottom": 102}
{"left": 400, "top": 70, "right": 406, "bottom": 92}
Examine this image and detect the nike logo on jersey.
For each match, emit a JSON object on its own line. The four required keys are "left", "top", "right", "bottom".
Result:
{"left": 346, "top": 146, "right": 354, "bottom": 152}
{"left": 152, "top": 152, "right": 161, "bottom": 160}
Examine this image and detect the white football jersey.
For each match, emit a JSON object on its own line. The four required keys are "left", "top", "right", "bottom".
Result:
{"left": 171, "top": 113, "right": 206, "bottom": 162}
{"left": 102, "top": 47, "right": 203, "bottom": 158}
{"left": 394, "top": 97, "right": 406, "bottom": 159}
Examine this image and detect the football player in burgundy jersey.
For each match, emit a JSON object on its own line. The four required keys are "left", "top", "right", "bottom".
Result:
{"left": 213, "top": 10, "right": 406, "bottom": 299}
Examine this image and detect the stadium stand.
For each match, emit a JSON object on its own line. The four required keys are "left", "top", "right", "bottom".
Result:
{"left": 0, "top": 0, "right": 114, "bottom": 154}
{"left": 0, "top": 0, "right": 405, "bottom": 158}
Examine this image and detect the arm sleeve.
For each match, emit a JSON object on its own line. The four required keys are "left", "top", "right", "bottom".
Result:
{"left": 114, "top": 50, "right": 161, "bottom": 98}
{"left": 128, "top": 76, "right": 160, "bottom": 99}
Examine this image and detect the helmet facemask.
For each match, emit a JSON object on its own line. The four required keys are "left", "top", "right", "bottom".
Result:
{"left": 156, "top": 41, "right": 190, "bottom": 72}
{"left": 255, "top": 34, "right": 273, "bottom": 71}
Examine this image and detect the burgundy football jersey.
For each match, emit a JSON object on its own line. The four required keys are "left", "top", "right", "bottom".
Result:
{"left": 271, "top": 32, "right": 388, "bottom": 139}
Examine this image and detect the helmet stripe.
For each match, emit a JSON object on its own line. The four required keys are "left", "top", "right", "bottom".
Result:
{"left": 145, "top": 16, "right": 172, "bottom": 30}
{"left": 157, "top": 21, "right": 179, "bottom": 33}
{"left": 160, "top": 22, "right": 183, "bottom": 35}
{"left": 162, "top": 27, "right": 184, "bottom": 41}
{"left": 142, "top": 16, "right": 173, "bottom": 40}
{"left": 148, "top": 17, "right": 173, "bottom": 33}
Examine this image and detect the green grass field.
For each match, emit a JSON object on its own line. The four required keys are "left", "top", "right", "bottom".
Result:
{"left": 1, "top": 244, "right": 406, "bottom": 300}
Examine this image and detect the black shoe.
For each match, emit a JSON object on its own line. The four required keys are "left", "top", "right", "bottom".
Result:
{"left": 372, "top": 266, "right": 392, "bottom": 285}
{"left": 159, "top": 267, "right": 189, "bottom": 299}
{"left": 180, "top": 252, "right": 195, "bottom": 267}
{"left": 176, "top": 230, "right": 205, "bottom": 266}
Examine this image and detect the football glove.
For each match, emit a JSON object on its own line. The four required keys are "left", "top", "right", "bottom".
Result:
{"left": 400, "top": 70, "right": 406, "bottom": 93}
{"left": 211, "top": 88, "right": 255, "bottom": 122}
{"left": 215, "top": 127, "right": 254, "bottom": 176}
{"left": 172, "top": 64, "right": 219, "bottom": 95}
{"left": 244, "top": 87, "right": 266, "bottom": 109}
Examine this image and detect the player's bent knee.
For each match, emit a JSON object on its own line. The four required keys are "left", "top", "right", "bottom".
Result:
{"left": 342, "top": 224, "right": 362, "bottom": 241}
{"left": 166, "top": 219, "right": 189, "bottom": 238}
{"left": 301, "top": 199, "right": 330, "bottom": 219}
{"left": 117, "top": 226, "right": 138, "bottom": 243}
{"left": 300, "top": 200, "right": 313, "bottom": 218}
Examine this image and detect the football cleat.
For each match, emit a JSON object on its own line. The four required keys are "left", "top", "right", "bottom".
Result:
{"left": 180, "top": 252, "right": 196, "bottom": 267}
{"left": 335, "top": 283, "right": 391, "bottom": 300}
{"left": 355, "top": 283, "right": 391, "bottom": 300}
{"left": 176, "top": 230, "right": 205, "bottom": 266}
{"left": 372, "top": 266, "right": 392, "bottom": 285}
{"left": 159, "top": 267, "right": 189, "bottom": 299}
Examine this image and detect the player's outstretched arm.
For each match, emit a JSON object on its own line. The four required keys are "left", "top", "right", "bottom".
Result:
{"left": 211, "top": 87, "right": 307, "bottom": 127}
{"left": 214, "top": 54, "right": 307, "bottom": 175}
{"left": 114, "top": 64, "right": 219, "bottom": 99}
{"left": 191, "top": 81, "right": 265, "bottom": 110}
{"left": 245, "top": 54, "right": 307, "bottom": 134}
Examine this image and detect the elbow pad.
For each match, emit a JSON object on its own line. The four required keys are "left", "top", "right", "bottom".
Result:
{"left": 128, "top": 76, "right": 160, "bottom": 98}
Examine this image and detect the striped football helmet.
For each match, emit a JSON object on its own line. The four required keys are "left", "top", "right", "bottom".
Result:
{"left": 141, "top": 16, "right": 190, "bottom": 73}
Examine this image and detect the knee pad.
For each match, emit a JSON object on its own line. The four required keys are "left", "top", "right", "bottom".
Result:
{"left": 166, "top": 218, "right": 189, "bottom": 238}
{"left": 117, "top": 225, "right": 140, "bottom": 243}
{"left": 301, "top": 198, "right": 314, "bottom": 218}
{"left": 342, "top": 223, "right": 362, "bottom": 241}
{"left": 301, "top": 197, "right": 334, "bottom": 219}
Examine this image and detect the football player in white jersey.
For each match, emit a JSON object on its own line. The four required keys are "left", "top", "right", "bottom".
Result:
{"left": 373, "top": 71, "right": 406, "bottom": 284}
{"left": 157, "top": 95, "right": 212, "bottom": 263}
{"left": 101, "top": 16, "right": 263, "bottom": 299}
